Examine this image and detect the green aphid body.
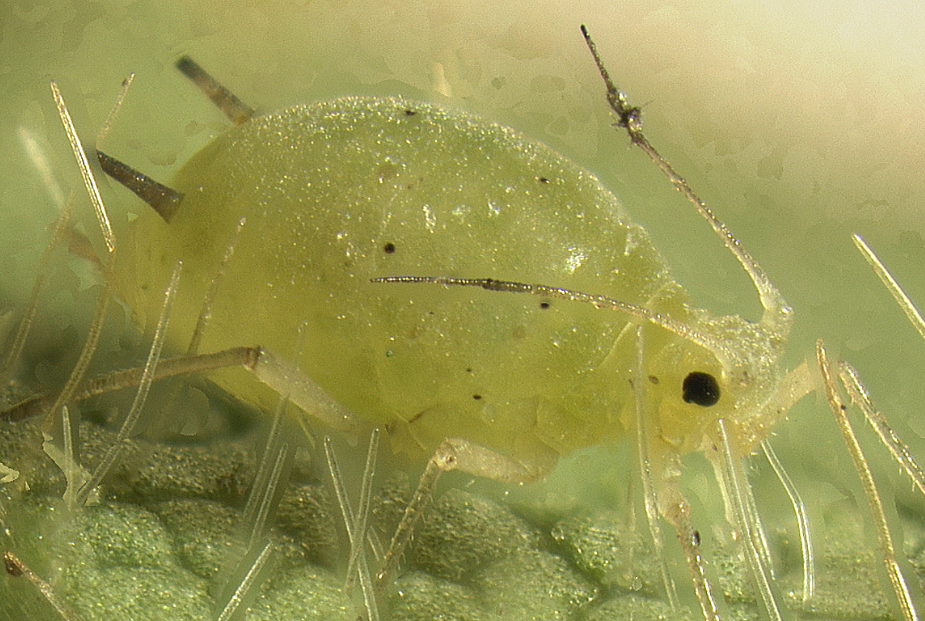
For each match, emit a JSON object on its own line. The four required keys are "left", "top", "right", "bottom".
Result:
{"left": 120, "top": 96, "right": 735, "bottom": 474}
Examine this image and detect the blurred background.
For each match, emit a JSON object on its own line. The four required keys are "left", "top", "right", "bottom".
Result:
{"left": 1, "top": 0, "right": 924, "bottom": 614}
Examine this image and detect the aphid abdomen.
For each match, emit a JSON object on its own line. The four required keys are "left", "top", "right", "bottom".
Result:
{"left": 122, "top": 96, "right": 688, "bottom": 468}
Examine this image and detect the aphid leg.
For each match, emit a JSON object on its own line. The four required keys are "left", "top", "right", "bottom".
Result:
{"left": 719, "top": 360, "right": 817, "bottom": 609}
{"left": 713, "top": 418, "right": 786, "bottom": 621}
{"left": 374, "top": 435, "right": 539, "bottom": 590}
{"left": 816, "top": 340, "right": 922, "bottom": 621}
{"left": 2, "top": 551, "right": 85, "bottom": 621}
{"left": 374, "top": 442, "right": 446, "bottom": 590}
{"left": 656, "top": 474, "right": 726, "bottom": 621}
{"left": 73, "top": 261, "right": 181, "bottom": 507}
{"left": 0, "top": 344, "right": 362, "bottom": 438}
{"left": 175, "top": 55, "right": 255, "bottom": 126}
{"left": 760, "top": 439, "right": 815, "bottom": 605}
{"left": 3, "top": 205, "right": 353, "bottom": 437}
{"left": 90, "top": 79, "right": 361, "bottom": 440}
{"left": 631, "top": 325, "right": 680, "bottom": 609}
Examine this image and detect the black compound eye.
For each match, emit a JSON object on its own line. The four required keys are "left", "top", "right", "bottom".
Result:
{"left": 682, "top": 371, "right": 720, "bottom": 407}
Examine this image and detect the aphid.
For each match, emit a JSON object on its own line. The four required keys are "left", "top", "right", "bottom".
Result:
{"left": 90, "top": 30, "right": 818, "bottom": 619}
{"left": 3, "top": 21, "right": 923, "bottom": 621}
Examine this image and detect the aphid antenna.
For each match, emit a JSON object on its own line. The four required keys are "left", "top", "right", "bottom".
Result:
{"left": 817, "top": 341, "right": 923, "bottom": 621}
{"left": 371, "top": 31, "right": 814, "bottom": 621}
{"left": 580, "top": 25, "right": 791, "bottom": 336}
{"left": 324, "top": 433, "right": 380, "bottom": 621}
{"left": 580, "top": 29, "right": 826, "bottom": 621}
{"left": 374, "top": 28, "right": 825, "bottom": 621}
{"left": 370, "top": 276, "right": 737, "bottom": 366}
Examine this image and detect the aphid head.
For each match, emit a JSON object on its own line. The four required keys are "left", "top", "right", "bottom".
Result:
{"left": 646, "top": 308, "right": 789, "bottom": 458}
